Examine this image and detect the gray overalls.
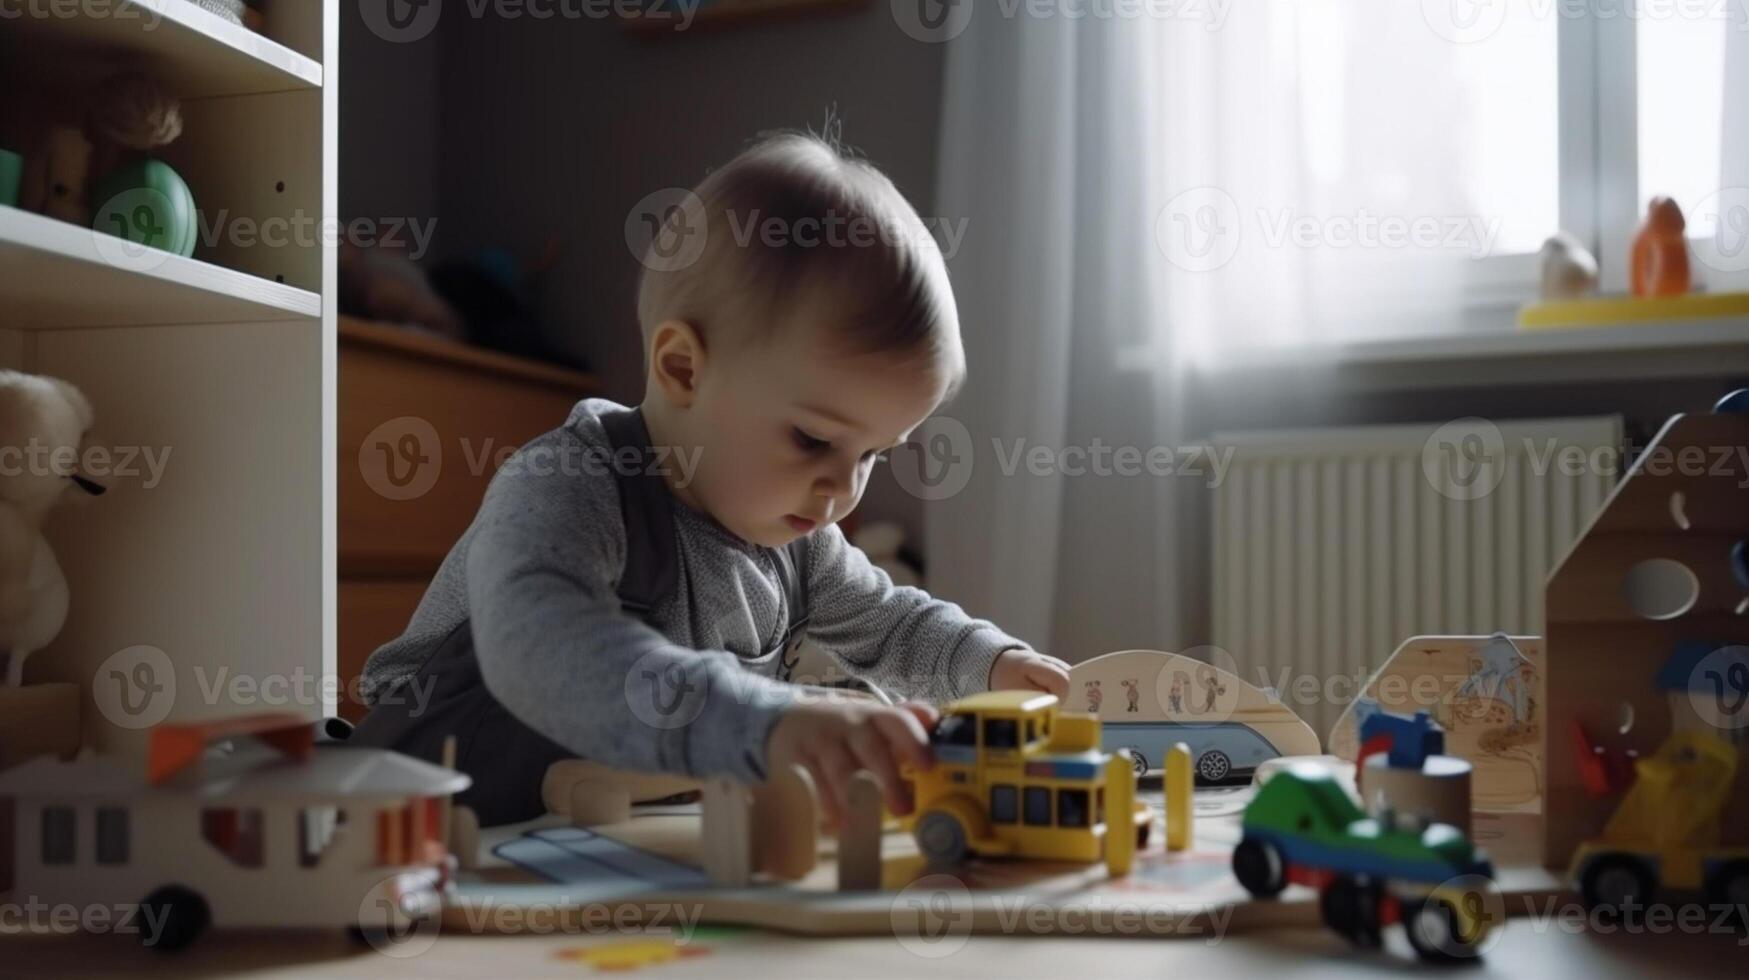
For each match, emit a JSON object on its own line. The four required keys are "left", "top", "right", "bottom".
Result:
{"left": 348, "top": 406, "right": 811, "bottom": 826}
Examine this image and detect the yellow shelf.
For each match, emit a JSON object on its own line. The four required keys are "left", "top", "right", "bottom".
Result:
{"left": 1519, "top": 292, "right": 1749, "bottom": 330}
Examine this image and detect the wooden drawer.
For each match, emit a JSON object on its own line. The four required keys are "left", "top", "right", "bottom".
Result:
{"left": 339, "top": 317, "right": 600, "bottom": 577}
{"left": 338, "top": 579, "right": 433, "bottom": 722}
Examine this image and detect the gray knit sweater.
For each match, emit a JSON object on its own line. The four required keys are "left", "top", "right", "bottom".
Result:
{"left": 359, "top": 398, "right": 1026, "bottom": 783}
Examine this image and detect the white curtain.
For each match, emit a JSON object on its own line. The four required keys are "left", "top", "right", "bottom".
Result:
{"left": 927, "top": 13, "right": 1196, "bottom": 661}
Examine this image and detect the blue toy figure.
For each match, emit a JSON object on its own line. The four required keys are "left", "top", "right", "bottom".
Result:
{"left": 1359, "top": 708, "right": 1445, "bottom": 770}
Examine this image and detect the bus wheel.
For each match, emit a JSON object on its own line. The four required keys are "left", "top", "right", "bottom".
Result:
{"left": 1706, "top": 861, "right": 1749, "bottom": 928}
{"left": 1129, "top": 750, "right": 1148, "bottom": 776}
{"left": 916, "top": 809, "right": 970, "bottom": 867}
{"left": 1231, "top": 836, "right": 1286, "bottom": 898}
{"left": 1196, "top": 750, "right": 1231, "bottom": 783}
{"left": 140, "top": 885, "right": 210, "bottom": 952}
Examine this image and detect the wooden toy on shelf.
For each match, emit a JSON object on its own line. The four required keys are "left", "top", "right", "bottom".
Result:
{"left": 0, "top": 713, "right": 470, "bottom": 951}
{"left": 1069, "top": 649, "right": 1320, "bottom": 783}
{"left": 1631, "top": 196, "right": 1693, "bottom": 297}
{"left": 1232, "top": 765, "right": 1498, "bottom": 963}
{"left": 902, "top": 691, "right": 1151, "bottom": 876}
{"left": 1330, "top": 634, "right": 1543, "bottom": 812}
{"left": 1542, "top": 389, "right": 1749, "bottom": 872}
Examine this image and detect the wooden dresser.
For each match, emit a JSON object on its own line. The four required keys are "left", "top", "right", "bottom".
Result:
{"left": 338, "top": 317, "right": 601, "bottom": 721}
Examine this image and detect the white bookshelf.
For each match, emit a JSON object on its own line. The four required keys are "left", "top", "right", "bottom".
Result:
{"left": 0, "top": 1, "right": 337, "bottom": 758}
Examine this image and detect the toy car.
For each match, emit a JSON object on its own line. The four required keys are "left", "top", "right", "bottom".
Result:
{"left": 1232, "top": 765, "right": 1498, "bottom": 962}
{"left": 904, "top": 691, "right": 1152, "bottom": 876}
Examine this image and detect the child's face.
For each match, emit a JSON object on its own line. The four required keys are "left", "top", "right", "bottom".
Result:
{"left": 685, "top": 326, "right": 950, "bottom": 548}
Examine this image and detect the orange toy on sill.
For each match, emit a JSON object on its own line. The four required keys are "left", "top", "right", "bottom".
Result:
{"left": 1630, "top": 196, "right": 1693, "bottom": 297}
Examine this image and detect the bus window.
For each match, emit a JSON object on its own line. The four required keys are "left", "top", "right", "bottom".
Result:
{"left": 985, "top": 718, "right": 1019, "bottom": 751}
{"left": 96, "top": 807, "right": 129, "bottom": 865}
{"left": 1058, "top": 789, "right": 1090, "bottom": 828}
{"left": 991, "top": 785, "right": 1018, "bottom": 824}
{"left": 1023, "top": 786, "right": 1051, "bottom": 826}
{"left": 1095, "top": 787, "right": 1105, "bottom": 824}
{"left": 935, "top": 713, "right": 976, "bottom": 747}
{"left": 1025, "top": 718, "right": 1038, "bottom": 746}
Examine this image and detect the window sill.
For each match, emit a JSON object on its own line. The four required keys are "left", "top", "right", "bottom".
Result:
{"left": 1181, "top": 317, "right": 1749, "bottom": 392}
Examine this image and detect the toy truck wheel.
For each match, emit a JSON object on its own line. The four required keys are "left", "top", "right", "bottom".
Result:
{"left": 1320, "top": 875, "right": 1383, "bottom": 947}
{"left": 1580, "top": 855, "right": 1655, "bottom": 914}
{"left": 1128, "top": 749, "right": 1148, "bottom": 776}
{"left": 916, "top": 809, "right": 971, "bottom": 867}
{"left": 139, "top": 885, "right": 210, "bottom": 952}
{"left": 1196, "top": 750, "right": 1231, "bottom": 783}
{"left": 1706, "top": 862, "right": 1749, "bottom": 922}
{"left": 1403, "top": 897, "right": 1485, "bottom": 963}
{"left": 1231, "top": 836, "right": 1287, "bottom": 898}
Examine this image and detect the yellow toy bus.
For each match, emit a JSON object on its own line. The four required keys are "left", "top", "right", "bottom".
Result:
{"left": 904, "top": 691, "right": 1152, "bottom": 876}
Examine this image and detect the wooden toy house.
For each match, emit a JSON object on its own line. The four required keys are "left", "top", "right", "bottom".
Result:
{"left": 1541, "top": 398, "right": 1749, "bottom": 868}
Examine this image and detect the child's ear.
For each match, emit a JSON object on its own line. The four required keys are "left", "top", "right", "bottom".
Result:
{"left": 649, "top": 319, "right": 707, "bottom": 408}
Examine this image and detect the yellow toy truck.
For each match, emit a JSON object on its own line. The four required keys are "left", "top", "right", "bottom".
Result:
{"left": 1571, "top": 729, "right": 1749, "bottom": 913}
{"left": 904, "top": 692, "right": 1153, "bottom": 876}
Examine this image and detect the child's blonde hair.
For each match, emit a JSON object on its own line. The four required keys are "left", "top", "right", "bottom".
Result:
{"left": 637, "top": 131, "right": 964, "bottom": 391}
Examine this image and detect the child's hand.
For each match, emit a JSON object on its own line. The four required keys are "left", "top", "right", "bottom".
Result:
{"left": 766, "top": 698, "right": 939, "bottom": 830}
{"left": 989, "top": 648, "right": 1071, "bottom": 696}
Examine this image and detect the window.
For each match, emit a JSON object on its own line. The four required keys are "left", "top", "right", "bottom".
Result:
{"left": 983, "top": 718, "right": 1019, "bottom": 751}
{"left": 95, "top": 807, "right": 129, "bottom": 865}
{"left": 1095, "top": 787, "right": 1105, "bottom": 826}
{"left": 1023, "top": 787, "right": 1051, "bottom": 827}
{"left": 991, "top": 785, "right": 1018, "bottom": 824}
{"left": 1058, "top": 789, "right": 1090, "bottom": 829}
{"left": 201, "top": 808, "right": 265, "bottom": 868}
{"left": 1153, "top": 2, "right": 1736, "bottom": 357}
{"left": 934, "top": 713, "right": 976, "bottom": 748}
{"left": 299, "top": 806, "right": 341, "bottom": 868}
{"left": 41, "top": 807, "right": 75, "bottom": 865}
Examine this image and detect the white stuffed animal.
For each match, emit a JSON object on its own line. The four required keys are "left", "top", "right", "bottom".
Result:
{"left": 0, "top": 370, "right": 102, "bottom": 687}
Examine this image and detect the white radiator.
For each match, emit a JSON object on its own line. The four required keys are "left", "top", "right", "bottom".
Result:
{"left": 1211, "top": 416, "right": 1622, "bottom": 737}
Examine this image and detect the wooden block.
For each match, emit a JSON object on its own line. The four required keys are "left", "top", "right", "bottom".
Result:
{"left": 0, "top": 683, "right": 80, "bottom": 771}
{"left": 450, "top": 805, "right": 481, "bottom": 871}
{"left": 701, "top": 778, "right": 752, "bottom": 886}
{"left": 1166, "top": 742, "right": 1192, "bottom": 852}
{"left": 1363, "top": 754, "right": 1473, "bottom": 836}
{"left": 838, "top": 771, "right": 884, "bottom": 891}
{"left": 751, "top": 765, "right": 818, "bottom": 881}
{"left": 567, "top": 783, "right": 632, "bottom": 827}
{"left": 541, "top": 759, "right": 700, "bottom": 825}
